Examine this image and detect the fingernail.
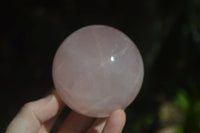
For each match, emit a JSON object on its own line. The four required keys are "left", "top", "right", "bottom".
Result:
{"left": 43, "top": 94, "right": 53, "bottom": 102}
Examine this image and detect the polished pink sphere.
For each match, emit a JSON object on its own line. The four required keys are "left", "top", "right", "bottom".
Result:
{"left": 52, "top": 25, "right": 144, "bottom": 117}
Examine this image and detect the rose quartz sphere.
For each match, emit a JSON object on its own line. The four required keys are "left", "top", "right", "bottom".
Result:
{"left": 52, "top": 25, "right": 144, "bottom": 117}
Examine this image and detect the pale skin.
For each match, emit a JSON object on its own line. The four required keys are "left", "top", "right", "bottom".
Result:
{"left": 5, "top": 90, "right": 126, "bottom": 133}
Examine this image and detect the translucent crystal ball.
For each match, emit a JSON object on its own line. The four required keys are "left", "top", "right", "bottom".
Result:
{"left": 52, "top": 25, "right": 144, "bottom": 117}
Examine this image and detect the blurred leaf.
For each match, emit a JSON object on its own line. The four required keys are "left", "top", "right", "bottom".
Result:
{"left": 175, "top": 125, "right": 184, "bottom": 133}
{"left": 193, "top": 100, "right": 200, "bottom": 129}
{"left": 131, "top": 122, "right": 141, "bottom": 133}
{"left": 145, "top": 114, "right": 154, "bottom": 125}
{"left": 157, "top": 125, "right": 182, "bottom": 133}
{"left": 159, "top": 102, "right": 183, "bottom": 124}
{"left": 174, "top": 90, "right": 190, "bottom": 114}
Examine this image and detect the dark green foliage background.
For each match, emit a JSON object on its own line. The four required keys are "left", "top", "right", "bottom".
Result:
{"left": 0, "top": 0, "right": 200, "bottom": 132}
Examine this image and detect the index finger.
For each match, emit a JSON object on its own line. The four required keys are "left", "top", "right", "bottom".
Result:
{"left": 5, "top": 90, "right": 64, "bottom": 133}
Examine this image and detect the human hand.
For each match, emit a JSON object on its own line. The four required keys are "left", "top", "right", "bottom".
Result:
{"left": 5, "top": 90, "right": 126, "bottom": 133}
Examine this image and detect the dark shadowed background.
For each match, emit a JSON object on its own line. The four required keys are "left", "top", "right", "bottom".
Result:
{"left": 0, "top": 0, "right": 200, "bottom": 132}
